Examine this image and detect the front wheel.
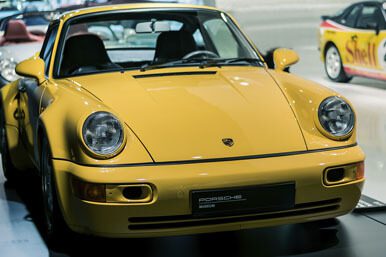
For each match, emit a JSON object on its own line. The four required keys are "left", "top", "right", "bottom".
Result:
{"left": 41, "top": 136, "right": 70, "bottom": 245}
{"left": 324, "top": 45, "right": 352, "bottom": 83}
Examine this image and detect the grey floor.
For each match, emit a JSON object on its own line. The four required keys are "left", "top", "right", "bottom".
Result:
{"left": 1, "top": 0, "right": 386, "bottom": 256}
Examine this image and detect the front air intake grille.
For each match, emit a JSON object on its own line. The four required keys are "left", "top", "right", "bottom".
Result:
{"left": 133, "top": 71, "right": 217, "bottom": 79}
{"left": 128, "top": 198, "right": 341, "bottom": 230}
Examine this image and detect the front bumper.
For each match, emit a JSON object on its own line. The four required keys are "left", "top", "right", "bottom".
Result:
{"left": 52, "top": 145, "right": 365, "bottom": 238}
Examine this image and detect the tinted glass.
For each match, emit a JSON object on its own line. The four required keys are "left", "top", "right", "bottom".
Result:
{"left": 341, "top": 5, "right": 361, "bottom": 27}
{"left": 356, "top": 6, "right": 379, "bottom": 29}
{"left": 40, "top": 23, "right": 58, "bottom": 76}
{"left": 57, "top": 10, "right": 260, "bottom": 77}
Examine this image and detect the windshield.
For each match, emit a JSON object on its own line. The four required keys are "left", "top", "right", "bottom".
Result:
{"left": 57, "top": 9, "right": 262, "bottom": 77}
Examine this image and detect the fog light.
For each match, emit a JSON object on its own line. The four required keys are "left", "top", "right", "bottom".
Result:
{"left": 324, "top": 162, "right": 365, "bottom": 186}
{"left": 106, "top": 184, "right": 153, "bottom": 203}
{"left": 122, "top": 186, "right": 151, "bottom": 200}
{"left": 72, "top": 177, "right": 106, "bottom": 202}
{"left": 326, "top": 168, "right": 345, "bottom": 182}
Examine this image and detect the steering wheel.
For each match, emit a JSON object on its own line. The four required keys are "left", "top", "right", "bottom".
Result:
{"left": 183, "top": 50, "right": 219, "bottom": 60}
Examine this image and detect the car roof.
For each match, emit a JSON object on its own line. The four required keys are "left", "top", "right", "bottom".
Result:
{"left": 351, "top": 1, "right": 385, "bottom": 6}
{"left": 59, "top": 3, "right": 220, "bottom": 22}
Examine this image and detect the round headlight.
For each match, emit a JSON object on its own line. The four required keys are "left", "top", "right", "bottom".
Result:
{"left": 82, "top": 112, "right": 124, "bottom": 156}
{"left": 0, "top": 58, "right": 20, "bottom": 82}
{"left": 318, "top": 96, "right": 355, "bottom": 137}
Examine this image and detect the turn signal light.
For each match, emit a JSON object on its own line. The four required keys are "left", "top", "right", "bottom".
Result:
{"left": 356, "top": 161, "right": 365, "bottom": 180}
{"left": 71, "top": 177, "right": 154, "bottom": 203}
{"left": 72, "top": 177, "right": 106, "bottom": 202}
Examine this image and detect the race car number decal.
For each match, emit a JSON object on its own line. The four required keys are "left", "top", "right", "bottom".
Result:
{"left": 378, "top": 39, "right": 386, "bottom": 70}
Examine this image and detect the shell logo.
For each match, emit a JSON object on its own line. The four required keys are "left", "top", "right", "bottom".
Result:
{"left": 345, "top": 38, "right": 377, "bottom": 67}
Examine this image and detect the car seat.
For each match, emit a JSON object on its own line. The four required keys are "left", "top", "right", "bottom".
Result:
{"left": 60, "top": 34, "right": 120, "bottom": 76}
{"left": 153, "top": 31, "right": 197, "bottom": 63}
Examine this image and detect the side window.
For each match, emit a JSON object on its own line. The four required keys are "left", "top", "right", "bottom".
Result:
{"left": 203, "top": 19, "right": 238, "bottom": 58}
{"left": 340, "top": 5, "right": 361, "bottom": 27}
{"left": 374, "top": 6, "right": 386, "bottom": 29}
{"left": 40, "top": 23, "right": 59, "bottom": 76}
{"left": 381, "top": 7, "right": 386, "bottom": 29}
{"left": 356, "top": 6, "right": 379, "bottom": 29}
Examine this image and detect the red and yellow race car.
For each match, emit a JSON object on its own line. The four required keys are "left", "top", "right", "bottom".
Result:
{"left": 319, "top": 1, "right": 386, "bottom": 82}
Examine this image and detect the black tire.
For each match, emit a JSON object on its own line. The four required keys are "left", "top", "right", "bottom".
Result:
{"left": 41, "top": 136, "right": 70, "bottom": 246}
{"left": 324, "top": 45, "right": 352, "bottom": 83}
{"left": 0, "top": 108, "right": 18, "bottom": 183}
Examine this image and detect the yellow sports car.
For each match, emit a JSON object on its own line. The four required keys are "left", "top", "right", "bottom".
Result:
{"left": 1, "top": 4, "right": 364, "bottom": 242}
{"left": 319, "top": 1, "right": 386, "bottom": 82}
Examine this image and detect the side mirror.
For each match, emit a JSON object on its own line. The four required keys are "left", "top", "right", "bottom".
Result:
{"left": 15, "top": 57, "right": 45, "bottom": 84}
{"left": 273, "top": 48, "right": 299, "bottom": 71}
{"left": 366, "top": 21, "right": 380, "bottom": 35}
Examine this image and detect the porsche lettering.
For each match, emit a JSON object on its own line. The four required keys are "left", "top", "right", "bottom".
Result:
{"left": 199, "top": 195, "right": 244, "bottom": 203}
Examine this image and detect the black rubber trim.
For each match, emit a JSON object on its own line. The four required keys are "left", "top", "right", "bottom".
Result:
{"left": 129, "top": 198, "right": 342, "bottom": 223}
{"left": 128, "top": 205, "right": 340, "bottom": 230}
{"left": 133, "top": 71, "right": 217, "bottom": 79}
{"left": 52, "top": 143, "right": 358, "bottom": 168}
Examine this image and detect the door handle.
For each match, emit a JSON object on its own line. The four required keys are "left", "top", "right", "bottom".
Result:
{"left": 351, "top": 35, "right": 358, "bottom": 40}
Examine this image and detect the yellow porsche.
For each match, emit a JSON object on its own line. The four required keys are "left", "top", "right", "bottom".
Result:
{"left": 319, "top": 1, "right": 386, "bottom": 82}
{"left": 0, "top": 4, "right": 364, "bottom": 242}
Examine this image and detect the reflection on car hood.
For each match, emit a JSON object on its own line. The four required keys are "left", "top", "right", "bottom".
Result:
{"left": 70, "top": 66, "right": 307, "bottom": 162}
{"left": 0, "top": 42, "right": 42, "bottom": 62}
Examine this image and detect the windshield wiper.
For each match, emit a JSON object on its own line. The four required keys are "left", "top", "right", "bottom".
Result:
{"left": 139, "top": 57, "right": 263, "bottom": 72}
{"left": 140, "top": 59, "right": 206, "bottom": 72}
{"left": 198, "top": 59, "right": 224, "bottom": 69}
{"left": 223, "top": 58, "right": 264, "bottom": 66}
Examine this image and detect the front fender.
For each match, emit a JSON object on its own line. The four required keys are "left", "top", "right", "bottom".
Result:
{"left": 268, "top": 71, "right": 357, "bottom": 150}
{"left": 38, "top": 80, "right": 153, "bottom": 167}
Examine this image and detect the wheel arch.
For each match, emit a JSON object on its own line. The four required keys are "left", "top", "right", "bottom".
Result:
{"left": 323, "top": 41, "right": 337, "bottom": 59}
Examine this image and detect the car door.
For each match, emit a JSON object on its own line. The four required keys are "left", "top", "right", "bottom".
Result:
{"left": 18, "top": 22, "right": 59, "bottom": 164}
{"left": 348, "top": 4, "right": 386, "bottom": 77}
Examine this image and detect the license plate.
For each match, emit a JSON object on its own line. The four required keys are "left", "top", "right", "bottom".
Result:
{"left": 191, "top": 182, "right": 295, "bottom": 217}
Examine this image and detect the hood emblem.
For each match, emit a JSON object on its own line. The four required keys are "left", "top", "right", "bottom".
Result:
{"left": 222, "top": 138, "right": 234, "bottom": 147}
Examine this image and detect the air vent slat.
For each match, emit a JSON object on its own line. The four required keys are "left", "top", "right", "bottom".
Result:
{"left": 133, "top": 71, "right": 217, "bottom": 79}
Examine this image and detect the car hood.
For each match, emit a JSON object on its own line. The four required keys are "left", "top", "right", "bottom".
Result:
{"left": 69, "top": 67, "right": 307, "bottom": 162}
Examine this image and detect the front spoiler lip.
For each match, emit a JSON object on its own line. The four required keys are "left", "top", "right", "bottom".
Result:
{"left": 52, "top": 143, "right": 358, "bottom": 168}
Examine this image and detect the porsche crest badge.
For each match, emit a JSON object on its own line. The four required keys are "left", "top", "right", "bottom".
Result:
{"left": 222, "top": 138, "right": 234, "bottom": 147}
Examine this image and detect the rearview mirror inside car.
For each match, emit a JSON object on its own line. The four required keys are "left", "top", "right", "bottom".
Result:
{"left": 15, "top": 57, "right": 45, "bottom": 84}
{"left": 135, "top": 21, "right": 171, "bottom": 33}
{"left": 273, "top": 48, "right": 300, "bottom": 71}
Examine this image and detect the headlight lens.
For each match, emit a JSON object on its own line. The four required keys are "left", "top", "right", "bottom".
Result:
{"left": 0, "top": 57, "right": 19, "bottom": 82}
{"left": 82, "top": 112, "right": 124, "bottom": 156}
{"left": 318, "top": 96, "right": 355, "bottom": 137}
